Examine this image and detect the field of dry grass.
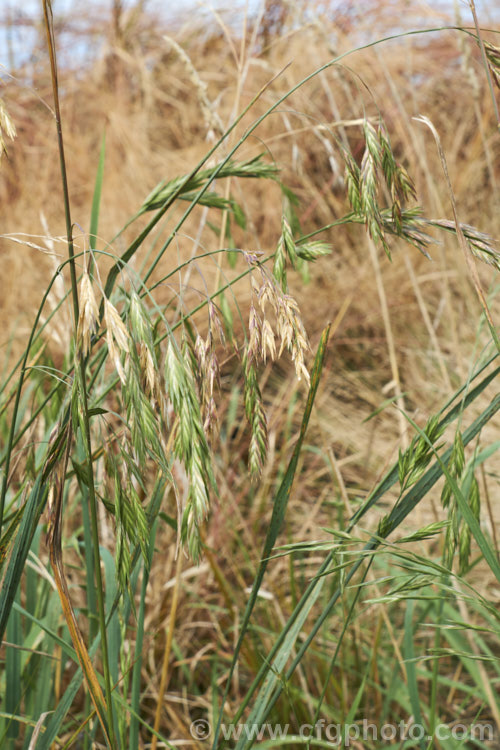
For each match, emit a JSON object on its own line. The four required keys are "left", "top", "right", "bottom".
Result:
{"left": 1, "top": 1, "right": 499, "bottom": 747}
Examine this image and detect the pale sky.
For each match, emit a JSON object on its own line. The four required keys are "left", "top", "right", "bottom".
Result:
{"left": 0, "top": 0, "right": 247, "bottom": 70}
{"left": 0, "top": 0, "right": 498, "bottom": 72}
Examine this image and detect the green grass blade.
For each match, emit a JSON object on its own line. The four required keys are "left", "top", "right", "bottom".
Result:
{"left": 12, "top": 601, "right": 76, "bottom": 661}
{"left": 344, "top": 672, "right": 368, "bottom": 727}
{"left": 234, "top": 574, "right": 327, "bottom": 750}
{"left": 4, "top": 590, "right": 21, "bottom": 742}
{"left": 22, "top": 589, "right": 61, "bottom": 750}
{"left": 404, "top": 600, "right": 425, "bottom": 748}
{"left": 89, "top": 132, "right": 105, "bottom": 252}
{"left": 0, "top": 477, "right": 48, "bottom": 644}
{"left": 129, "top": 521, "right": 157, "bottom": 750}
{"left": 24, "top": 529, "right": 42, "bottom": 633}
{"left": 100, "top": 547, "right": 120, "bottom": 742}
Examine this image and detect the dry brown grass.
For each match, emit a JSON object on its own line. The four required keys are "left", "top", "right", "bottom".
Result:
{"left": 1, "top": 0, "right": 499, "bottom": 743}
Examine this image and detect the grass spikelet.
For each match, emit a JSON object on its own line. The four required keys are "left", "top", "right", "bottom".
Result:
{"left": 194, "top": 331, "right": 220, "bottom": 433}
{"left": 360, "top": 142, "right": 379, "bottom": 217}
{"left": 255, "top": 270, "right": 310, "bottom": 383}
{"left": 142, "top": 154, "right": 278, "bottom": 214}
{"left": 114, "top": 474, "right": 132, "bottom": 591}
{"left": 247, "top": 303, "right": 262, "bottom": 362}
{"left": 129, "top": 291, "right": 160, "bottom": 397}
{"left": 379, "top": 207, "right": 434, "bottom": 258}
{"left": 108, "top": 456, "right": 149, "bottom": 589}
{"left": 270, "top": 212, "right": 307, "bottom": 290}
{"left": 261, "top": 319, "right": 276, "bottom": 363}
{"left": 122, "top": 360, "right": 147, "bottom": 463}
{"left": 273, "top": 233, "right": 287, "bottom": 289}
{"left": 343, "top": 148, "right": 362, "bottom": 213}
{"left": 379, "top": 123, "right": 397, "bottom": 186}
{"left": 398, "top": 416, "right": 445, "bottom": 492}
{"left": 243, "top": 352, "right": 268, "bottom": 478}
{"left": 76, "top": 269, "right": 99, "bottom": 357}
{"left": 439, "top": 430, "right": 482, "bottom": 574}
{"left": 481, "top": 40, "right": 500, "bottom": 89}
{"left": 360, "top": 123, "right": 388, "bottom": 255}
{"left": 104, "top": 298, "right": 129, "bottom": 352}
{"left": 165, "top": 339, "right": 214, "bottom": 559}
{"left": 379, "top": 123, "right": 416, "bottom": 234}
{"left": 139, "top": 342, "right": 157, "bottom": 397}
{"left": 281, "top": 215, "right": 298, "bottom": 269}
{"left": 459, "top": 477, "right": 480, "bottom": 575}
{"left": 379, "top": 123, "right": 417, "bottom": 205}
{"left": 128, "top": 290, "right": 149, "bottom": 345}
{"left": 343, "top": 117, "right": 424, "bottom": 258}
{"left": 104, "top": 298, "right": 130, "bottom": 384}
{"left": 295, "top": 240, "right": 332, "bottom": 261}
{"left": 276, "top": 293, "right": 310, "bottom": 383}
{"left": 363, "top": 119, "right": 382, "bottom": 166}
{"left": 208, "top": 299, "right": 225, "bottom": 346}
{"left": 425, "top": 218, "right": 500, "bottom": 272}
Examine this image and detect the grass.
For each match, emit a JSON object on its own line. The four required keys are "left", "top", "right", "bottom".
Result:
{"left": 0, "top": 0, "right": 499, "bottom": 748}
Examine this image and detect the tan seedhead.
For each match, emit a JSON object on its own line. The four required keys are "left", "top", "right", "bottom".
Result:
{"left": 76, "top": 270, "right": 100, "bottom": 356}
{"left": 276, "top": 293, "right": 310, "bottom": 383}
{"left": 247, "top": 303, "right": 262, "bottom": 363}
{"left": 256, "top": 274, "right": 310, "bottom": 384}
{"left": 104, "top": 298, "right": 130, "bottom": 383}
{"left": 139, "top": 341, "right": 157, "bottom": 395}
{"left": 243, "top": 249, "right": 311, "bottom": 383}
{"left": 194, "top": 331, "right": 220, "bottom": 433}
{"left": 261, "top": 319, "right": 276, "bottom": 363}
